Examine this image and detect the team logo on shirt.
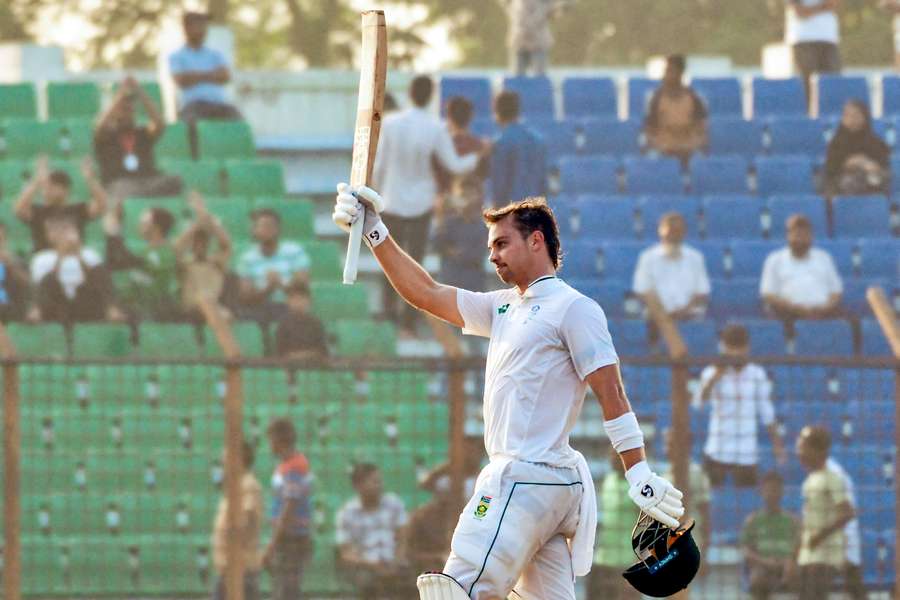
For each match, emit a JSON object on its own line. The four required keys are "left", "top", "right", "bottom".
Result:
{"left": 474, "top": 495, "right": 492, "bottom": 519}
{"left": 498, "top": 304, "right": 510, "bottom": 315}
{"left": 521, "top": 304, "right": 541, "bottom": 325}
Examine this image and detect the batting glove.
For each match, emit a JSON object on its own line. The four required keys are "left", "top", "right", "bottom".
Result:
{"left": 625, "top": 461, "right": 684, "bottom": 528}
{"left": 333, "top": 183, "right": 390, "bottom": 248}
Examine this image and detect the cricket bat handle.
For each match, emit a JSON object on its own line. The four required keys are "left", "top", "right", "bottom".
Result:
{"left": 343, "top": 212, "right": 364, "bottom": 284}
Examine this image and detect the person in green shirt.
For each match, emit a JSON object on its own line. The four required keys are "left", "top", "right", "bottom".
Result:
{"left": 741, "top": 471, "right": 800, "bottom": 600}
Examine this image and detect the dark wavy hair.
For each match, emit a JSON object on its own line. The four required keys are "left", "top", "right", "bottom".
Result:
{"left": 483, "top": 197, "right": 562, "bottom": 269}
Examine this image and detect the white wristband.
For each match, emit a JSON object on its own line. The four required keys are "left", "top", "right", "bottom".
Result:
{"left": 364, "top": 221, "right": 390, "bottom": 249}
{"left": 603, "top": 411, "right": 645, "bottom": 453}
{"left": 625, "top": 460, "right": 652, "bottom": 487}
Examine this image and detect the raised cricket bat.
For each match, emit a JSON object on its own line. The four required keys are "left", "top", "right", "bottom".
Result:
{"left": 343, "top": 10, "right": 388, "bottom": 285}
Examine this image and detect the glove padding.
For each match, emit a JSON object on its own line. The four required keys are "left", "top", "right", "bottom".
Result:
{"left": 626, "top": 462, "right": 684, "bottom": 528}
{"left": 333, "top": 183, "right": 389, "bottom": 248}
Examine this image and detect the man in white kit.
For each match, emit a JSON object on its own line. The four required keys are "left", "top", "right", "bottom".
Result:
{"left": 332, "top": 187, "right": 685, "bottom": 600}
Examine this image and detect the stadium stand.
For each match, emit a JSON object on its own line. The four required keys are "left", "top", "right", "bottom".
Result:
{"left": 751, "top": 77, "right": 807, "bottom": 117}
{"left": 814, "top": 74, "right": 870, "bottom": 118}
{"left": 558, "top": 155, "right": 619, "bottom": 194}
{"left": 501, "top": 76, "right": 555, "bottom": 120}
{"left": 690, "top": 155, "right": 750, "bottom": 194}
{"left": 196, "top": 120, "right": 255, "bottom": 159}
{"left": 794, "top": 320, "right": 855, "bottom": 356}
{"left": 627, "top": 77, "right": 658, "bottom": 120}
{"left": 439, "top": 76, "right": 492, "bottom": 118}
{"left": 754, "top": 155, "right": 816, "bottom": 196}
{"left": 706, "top": 116, "right": 765, "bottom": 157}
{"left": 691, "top": 77, "right": 743, "bottom": 117}
{"left": 766, "top": 116, "right": 828, "bottom": 156}
{"left": 765, "top": 194, "right": 828, "bottom": 237}
{"left": 576, "top": 194, "right": 640, "bottom": 239}
{"left": 46, "top": 82, "right": 101, "bottom": 119}
{"left": 0, "top": 82, "right": 38, "bottom": 119}
{"left": 639, "top": 194, "right": 702, "bottom": 238}
{"left": 701, "top": 195, "right": 763, "bottom": 239}
{"left": 623, "top": 156, "right": 683, "bottom": 194}
{"left": 562, "top": 76, "right": 618, "bottom": 119}
{"left": 832, "top": 195, "right": 893, "bottom": 238}
{"left": 883, "top": 75, "right": 900, "bottom": 118}
{"left": 579, "top": 118, "right": 642, "bottom": 155}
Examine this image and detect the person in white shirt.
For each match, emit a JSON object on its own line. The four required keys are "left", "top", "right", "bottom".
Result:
{"left": 785, "top": 0, "right": 842, "bottom": 106}
{"left": 881, "top": 0, "right": 900, "bottom": 70}
{"left": 694, "top": 324, "right": 786, "bottom": 487}
{"left": 760, "top": 214, "right": 843, "bottom": 321}
{"left": 632, "top": 212, "right": 711, "bottom": 320}
{"left": 824, "top": 457, "right": 866, "bottom": 600}
{"left": 372, "top": 75, "right": 481, "bottom": 336}
{"left": 332, "top": 185, "right": 684, "bottom": 600}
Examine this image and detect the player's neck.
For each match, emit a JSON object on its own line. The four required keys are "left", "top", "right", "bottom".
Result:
{"left": 516, "top": 269, "right": 557, "bottom": 294}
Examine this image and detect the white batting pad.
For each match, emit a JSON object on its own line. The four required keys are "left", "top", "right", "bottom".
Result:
{"left": 417, "top": 572, "right": 471, "bottom": 600}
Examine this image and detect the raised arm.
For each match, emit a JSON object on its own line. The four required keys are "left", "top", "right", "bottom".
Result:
{"left": 14, "top": 156, "right": 48, "bottom": 223}
{"left": 81, "top": 158, "right": 107, "bottom": 219}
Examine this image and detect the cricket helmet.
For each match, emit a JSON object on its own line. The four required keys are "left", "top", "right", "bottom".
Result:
{"left": 622, "top": 514, "right": 701, "bottom": 597}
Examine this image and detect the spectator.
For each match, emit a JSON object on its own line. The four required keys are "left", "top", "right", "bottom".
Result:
{"left": 405, "top": 474, "right": 455, "bottom": 576}
{"left": 372, "top": 75, "right": 479, "bottom": 336}
{"left": 823, "top": 99, "right": 890, "bottom": 196}
{"left": 432, "top": 97, "right": 489, "bottom": 292}
{"left": 760, "top": 214, "right": 843, "bottom": 321}
{"left": 785, "top": 0, "right": 842, "bottom": 106}
{"left": 211, "top": 440, "right": 263, "bottom": 600}
{"left": 94, "top": 76, "right": 183, "bottom": 199}
{"left": 662, "top": 430, "right": 711, "bottom": 553}
{"left": 0, "top": 222, "right": 30, "bottom": 322}
{"left": 644, "top": 55, "right": 708, "bottom": 163}
{"left": 263, "top": 418, "right": 313, "bottom": 600}
{"left": 490, "top": 90, "right": 547, "bottom": 207}
{"left": 825, "top": 456, "right": 865, "bottom": 600}
{"left": 741, "top": 471, "right": 800, "bottom": 600}
{"left": 693, "top": 324, "right": 786, "bottom": 487}
{"left": 502, "top": 0, "right": 567, "bottom": 76}
{"left": 175, "top": 192, "right": 234, "bottom": 321}
{"left": 274, "top": 280, "right": 328, "bottom": 360}
{"left": 795, "top": 425, "right": 855, "bottom": 600}
{"left": 336, "top": 463, "right": 411, "bottom": 599}
{"left": 15, "top": 156, "right": 106, "bottom": 252}
{"left": 883, "top": 0, "right": 900, "bottom": 70}
{"left": 236, "top": 209, "right": 309, "bottom": 326}
{"left": 632, "top": 212, "right": 710, "bottom": 320}
{"left": 589, "top": 447, "right": 640, "bottom": 600}
{"left": 29, "top": 218, "right": 123, "bottom": 323}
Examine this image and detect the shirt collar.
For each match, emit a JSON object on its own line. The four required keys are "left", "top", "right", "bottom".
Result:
{"left": 521, "top": 275, "right": 559, "bottom": 299}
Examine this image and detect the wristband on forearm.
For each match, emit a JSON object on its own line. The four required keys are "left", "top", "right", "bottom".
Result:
{"left": 603, "top": 411, "right": 645, "bottom": 453}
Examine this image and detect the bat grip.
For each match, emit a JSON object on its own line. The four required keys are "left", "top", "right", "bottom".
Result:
{"left": 343, "top": 212, "right": 365, "bottom": 284}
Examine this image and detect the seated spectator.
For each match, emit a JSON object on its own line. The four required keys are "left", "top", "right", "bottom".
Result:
{"left": 336, "top": 463, "right": 412, "bottom": 599}
{"left": 796, "top": 426, "right": 856, "bottom": 600}
{"left": 168, "top": 11, "right": 243, "bottom": 157}
{"left": 103, "top": 198, "right": 179, "bottom": 320}
{"left": 29, "top": 218, "right": 122, "bottom": 323}
{"left": 741, "top": 472, "right": 800, "bottom": 600}
{"left": 94, "top": 76, "right": 182, "bottom": 200}
{"left": 823, "top": 99, "right": 890, "bottom": 196}
{"left": 274, "top": 281, "right": 328, "bottom": 360}
{"left": 211, "top": 441, "right": 262, "bottom": 600}
{"left": 693, "top": 324, "right": 786, "bottom": 487}
{"left": 632, "top": 212, "right": 710, "bottom": 319}
{"left": 760, "top": 214, "right": 843, "bottom": 321}
{"left": 174, "top": 192, "right": 234, "bottom": 321}
{"left": 15, "top": 156, "right": 106, "bottom": 252}
{"left": 405, "top": 473, "right": 455, "bottom": 576}
{"left": 825, "top": 455, "right": 866, "bottom": 600}
{"left": 644, "top": 55, "right": 708, "bottom": 163}
{"left": 490, "top": 90, "right": 547, "bottom": 206}
{"left": 662, "top": 429, "right": 711, "bottom": 553}
{"left": 0, "top": 221, "right": 30, "bottom": 322}
{"left": 236, "top": 209, "right": 310, "bottom": 325}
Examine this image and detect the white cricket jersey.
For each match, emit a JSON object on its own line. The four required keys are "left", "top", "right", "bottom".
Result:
{"left": 457, "top": 276, "right": 619, "bottom": 467}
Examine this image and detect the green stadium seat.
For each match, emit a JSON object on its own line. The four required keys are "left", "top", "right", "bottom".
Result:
{"left": 292, "top": 370, "right": 356, "bottom": 405}
{"left": 0, "top": 83, "right": 37, "bottom": 119}
{"left": 158, "top": 158, "right": 223, "bottom": 195}
{"left": 47, "top": 82, "right": 101, "bottom": 119}
{"left": 243, "top": 367, "right": 293, "bottom": 403}
{"left": 335, "top": 319, "right": 396, "bottom": 357}
{"left": 368, "top": 370, "right": 429, "bottom": 404}
{"left": 6, "top": 323, "right": 68, "bottom": 358}
{"left": 196, "top": 120, "right": 255, "bottom": 159}
{"left": 304, "top": 240, "right": 342, "bottom": 280}
{"left": 225, "top": 160, "right": 285, "bottom": 196}
{"left": 2, "top": 119, "right": 62, "bottom": 160}
{"left": 311, "top": 281, "right": 369, "bottom": 322}
{"left": 56, "top": 119, "right": 94, "bottom": 158}
{"left": 0, "top": 158, "right": 28, "bottom": 199}
{"left": 137, "top": 323, "right": 202, "bottom": 357}
{"left": 253, "top": 196, "right": 314, "bottom": 239}
{"left": 202, "top": 195, "right": 252, "bottom": 237}
{"left": 71, "top": 323, "right": 133, "bottom": 358}
{"left": 204, "top": 321, "right": 265, "bottom": 357}
{"left": 155, "top": 121, "right": 191, "bottom": 160}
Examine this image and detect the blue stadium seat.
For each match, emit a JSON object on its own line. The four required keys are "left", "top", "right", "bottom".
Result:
{"left": 559, "top": 240, "right": 603, "bottom": 279}
{"left": 577, "top": 195, "right": 639, "bottom": 239}
{"left": 815, "top": 74, "right": 869, "bottom": 118}
{"left": 707, "top": 117, "right": 765, "bottom": 158}
{"left": 638, "top": 195, "right": 701, "bottom": 238}
{"left": 861, "top": 319, "right": 892, "bottom": 356}
{"left": 691, "top": 77, "right": 743, "bottom": 116}
{"left": 531, "top": 120, "right": 577, "bottom": 160}
{"left": 766, "top": 117, "right": 827, "bottom": 156}
{"left": 755, "top": 156, "right": 815, "bottom": 196}
{"left": 883, "top": 76, "right": 900, "bottom": 118}
{"left": 440, "top": 76, "right": 492, "bottom": 118}
{"left": 627, "top": 78, "right": 659, "bottom": 121}
{"left": 816, "top": 238, "right": 856, "bottom": 278}
{"left": 608, "top": 319, "right": 650, "bottom": 356}
{"left": 690, "top": 155, "right": 750, "bottom": 194}
{"left": 729, "top": 240, "right": 780, "bottom": 278}
{"left": 569, "top": 279, "right": 630, "bottom": 319}
{"left": 765, "top": 195, "right": 828, "bottom": 237}
{"left": 702, "top": 195, "right": 763, "bottom": 239}
{"left": 502, "top": 76, "right": 555, "bottom": 120}
{"left": 892, "top": 156, "right": 900, "bottom": 195}
{"left": 562, "top": 77, "right": 618, "bottom": 119}
{"left": 693, "top": 240, "right": 729, "bottom": 278}
{"left": 751, "top": 77, "right": 807, "bottom": 118}
{"left": 794, "top": 320, "right": 854, "bottom": 356}
{"left": 744, "top": 319, "right": 787, "bottom": 355}
{"left": 578, "top": 119, "right": 642, "bottom": 155}
{"left": 709, "top": 279, "right": 764, "bottom": 319}
{"left": 678, "top": 320, "right": 718, "bottom": 356}
{"left": 600, "top": 240, "right": 647, "bottom": 280}
{"left": 832, "top": 196, "right": 892, "bottom": 238}
{"left": 842, "top": 279, "right": 885, "bottom": 316}
{"left": 857, "top": 239, "right": 899, "bottom": 279}
{"left": 558, "top": 156, "right": 619, "bottom": 194}
{"left": 470, "top": 118, "right": 498, "bottom": 139}
{"left": 623, "top": 156, "right": 683, "bottom": 194}
{"left": 549, "top": 195, "right": 578, "bottom": 238}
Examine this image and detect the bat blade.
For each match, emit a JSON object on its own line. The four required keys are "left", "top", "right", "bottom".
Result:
{"left": 343, "top": 10, "right": 387, "bottom": 285}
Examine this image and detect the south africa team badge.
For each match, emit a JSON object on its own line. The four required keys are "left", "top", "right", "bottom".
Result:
{"left": 474, "top": 495, "right": 492, "bottom": 519}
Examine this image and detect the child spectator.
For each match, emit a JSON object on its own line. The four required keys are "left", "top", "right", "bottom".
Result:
{"left": 211, "top": 440, "right": 263, "bottom": 600}
{"left": 644, "top": 55, "right": 708, "bottom": 163}
{"left": 825, "top": 455, "right": 866, "bottom": 600}
{"left": 741, "top": 471, "right": 800, "bottom": 600}
{"left": 694, "top": 324, "right": 786, "bottom": 487}
{"left": 823, "top": 99, "right": 890, "bottom": 196}
{"left": 275, "top": 281, "right": 328, "bottom": 360}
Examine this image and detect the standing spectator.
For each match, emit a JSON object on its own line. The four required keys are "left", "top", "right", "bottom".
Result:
{"left": 826, "top": 456, "right": 866, "bottom": 600}
{"left": 274, "top": 281, "right": 329, "bottom": 360}
{"left": 263, "top": 419, "right": 313, "bottom": 600}
{"left": 0, "top": 221, "right": 30, "bottom": 322}
{"left": 236, "top": 209, "right": 310, "bottom": 326}
{"left": 168, "top": 11, "right": 243, "bottom": 157}
{"left": 211, "top": 441, "right": 263, "bottom": 600}
{"left": 371, "top": 75, "right": 479, "bottom": 336}
{"left": 785, "top": 0, "right": 842, "bottom": 106}
{"left": 502, "top": 0, "right": 568, "bottom": 76}
{"left": 644, "top": 55, "right": 708, "bottom": 163}
{"left": 336, "top": 463, "right": 411, "bottom": 599}
{"left": 662, "top": 430, "right": 711, "bottom": 553}
{"left": 632, "top": 212, "right": 710, "bottom": 320}
{"left": 760, "top": 214, "right": 843, "bottom": 321}
{"left": 693, "top": 324, "right": 786, "bottom": 487}
{"left": 15, "top": 156, "right": 106, "bottom": 252}
{"left": 795, "top": 425, "right": 855, "bottom": 600}
{"left": 94, "top": 76, "right": 182, "bottom": 199}
{"left": 405, "top": 475, "right": 455, "bottom": 576}
{"left": 490, "top": 90, "right": 547, "bottom": 207}
{"left": 823, "top": 99, "right": 890, "bottom": 196}
{"left": 882, "top": 0, "right": 900, "bottom": 70}
{"left": 741, "top": 472, "right": 800, "bottom": 600}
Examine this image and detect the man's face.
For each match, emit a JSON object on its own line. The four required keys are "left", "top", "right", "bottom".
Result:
{"left": 488, "top": 217, "right": 535, "bottom": 285}
{"left": 252, "top": 215, "right": 280, "bottom": 245}
{"left": 115, "top": 100, "right": 136, "bottom": 127}
{"left": 796, "top": 432, "right": 823, "bottom": 470}
{"left": 286, "top": 293, "right": 310, "bottom": 314}
{"left": 44, "top": 181, "right": 70, "bottom": 205}
{"left": 183, "top": 18, "right": 208, "bottom": 46}
{"left": 356, "top": 470, "right": 384, "bottom": 503}
{"left": 658, "top": 216, "right": 685, "bottom": 246}
{"left": 787, "top": 223, "right": 812, "bottom": 257}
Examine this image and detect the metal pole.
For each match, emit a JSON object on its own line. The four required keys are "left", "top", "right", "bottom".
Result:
{"left": 3, "top": 362, "right": 21, "bottom": 600}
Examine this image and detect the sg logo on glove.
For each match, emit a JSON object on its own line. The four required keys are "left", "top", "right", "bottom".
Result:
{"left": 641, "top": 485, "right": 654, "bottom": 498}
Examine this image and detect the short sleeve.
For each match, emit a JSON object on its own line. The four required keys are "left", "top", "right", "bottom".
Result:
{"left": 334, "top": 505, "right": 351, "bottom": 545}
{"left": 235, "top": 250, "right": 252, "bottom": 278}
{"left": 692, "top": 365, "right": 717, "bottom": 407}
{"left": 759, "top": 252, "right": 778, "bottom": 297}
{"left": 560, "top": 296, "right": 619, "bottom": 380}
{"left": 457, "top": 288, "right": 504, "bottom": 337}
{"left": 694, "top": 251, "right": 711, "bottom": 295}
{"left": 821, "top": 252, "right": 843, "bottom": 294}
{"left": 631, "top": 250, "right": 652, "bottom": 295}
{"left": 755, "top": 371, "right": 776, "bottom": 426}
{"left": 828, "top": 472, "right": 851, "bottom": 506}
{"left": 168, "top": 50, "right": 185, "bottom": 74}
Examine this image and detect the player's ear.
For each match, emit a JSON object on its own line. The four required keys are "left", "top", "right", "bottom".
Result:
{"left": 530, "top": 229, "right": 545, "bottom": 252}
